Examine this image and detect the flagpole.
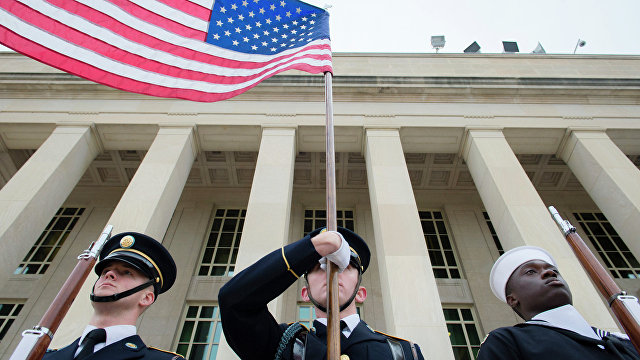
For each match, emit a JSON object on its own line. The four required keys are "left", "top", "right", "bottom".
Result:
{"left": 324, "top": 71, "right": 340, "bottom": 360}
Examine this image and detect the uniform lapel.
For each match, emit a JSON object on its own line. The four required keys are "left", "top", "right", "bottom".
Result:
{"left": 45, "top": 338, "right": 80, "bottom": 360}
{"left": 90, "top": 335, "right": 146, "bottom": 360}
{"left": 342, "top": 320, "right": 387, "bottom": 350}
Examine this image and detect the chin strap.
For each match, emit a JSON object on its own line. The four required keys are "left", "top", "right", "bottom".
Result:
{"left": 305, "top": 271, "right": 362, "bottom": 313}
{"left": 90, "top": 279, "right": 155, "bottom": 302}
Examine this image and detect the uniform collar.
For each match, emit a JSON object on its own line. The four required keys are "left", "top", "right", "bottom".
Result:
{"left": 315, "top": 314, "right": 360, "bottom": 338}
{"left": 76, "top": 325, "right": 137, "bottom": 355}
{"left": 527, "top": 304, "right": 600, "bottom": 340}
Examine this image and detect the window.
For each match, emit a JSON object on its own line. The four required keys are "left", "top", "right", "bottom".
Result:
{"left": 574, "top": 212, "right": 640, "bottom": 279}
{"left": 443, "top": 307, "right": 481, "bottom": 360}
{"left": 175, "top": 304, "right": 223, "bottom": 360}
{"left": 482, "top": 212, "right": 504, "bottom": 255}
{"left": 15, "top": 207, "right": 85, "bottom": 275}
{"left": 297, "top": 304, "right": 316, "bottom": 329}
{"left": 303, "top": 209, "right": 355, "bottom": 235}
{"left": 420, "top": 210, "right": 461, "bottom": 279}
{"left": 0, "top": 303, "right": 24, "bottom": 341}
{"left": 198, "top": 209, "right": 246, "bottom": 277}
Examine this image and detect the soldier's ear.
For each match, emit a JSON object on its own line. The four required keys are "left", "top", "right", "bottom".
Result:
{"left": 506, "top": 293, "right": 519, "bottom": 309}
{"left": 301, "top": 286, "right": 310, "bottom": 302}
{"left": 355, "top": 286, "right": 367, "bottom": 303}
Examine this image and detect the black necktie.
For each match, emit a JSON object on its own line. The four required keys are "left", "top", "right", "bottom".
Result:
{"left": 340, "top": 321, "right": 348, "bottom": 331}
{"left": 75, "top": 328, "right": 106, "bottom": 360}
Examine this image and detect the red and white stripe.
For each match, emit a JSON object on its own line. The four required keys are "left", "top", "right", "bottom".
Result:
{"left": 0, "top": 0, "right": 332, "bottom": 102}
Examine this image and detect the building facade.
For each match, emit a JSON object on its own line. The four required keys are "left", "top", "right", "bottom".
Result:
{"left": 0, "top": 52, "right": 639, "bottom": 360}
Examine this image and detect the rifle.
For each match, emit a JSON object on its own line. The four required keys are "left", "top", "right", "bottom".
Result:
{"left": 9, "top": 225, "right": 114, "bottom": 360}
{"left": 548, "top": 207, "right": 640, "bottom": 354}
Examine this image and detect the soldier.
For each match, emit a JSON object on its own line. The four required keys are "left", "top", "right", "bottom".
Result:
{"left": 44, "top": 232, "right": 184, "bottom": 360}
{"left": 478, "top": 245, "right": 639, "bottom": 360}
{"left": 219, "top": 227, "right": 424, "bottom": 359}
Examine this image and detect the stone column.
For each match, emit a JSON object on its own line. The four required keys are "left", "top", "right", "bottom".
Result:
{"left": 0, "top": 137, "right": 18, "bottom": 188}
{"left": 0, "top": 125, "right": 100, "bottom": 280}
{"left": 217, "top": 127, "right": 296, "bottom": 360}
{"left": 364, "top": 128, "right": 455, "bottom": 360}
{"left": 559, "top": 128, "right": 640, "bottom": 259}
{"left": 461, "top": 128, "right": 618, "bottom": 330}
{"left": 51, "top": 126, "right": 197, "bottom": 347}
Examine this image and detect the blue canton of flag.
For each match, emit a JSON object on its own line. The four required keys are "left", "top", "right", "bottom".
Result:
{"left": 206, "top": 0, "right": 330, "bottom": 55}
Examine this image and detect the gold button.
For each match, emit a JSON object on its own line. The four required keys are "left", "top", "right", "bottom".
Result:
{"left": 340, "top": 355, "right": 350, "bottom": 360}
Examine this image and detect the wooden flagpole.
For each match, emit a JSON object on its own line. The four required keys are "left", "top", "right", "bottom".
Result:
{"left": 324, "top": 71, "right": 340, "bottom": 359}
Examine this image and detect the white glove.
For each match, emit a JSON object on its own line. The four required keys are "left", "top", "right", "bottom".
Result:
{"left": 319, "top": 231, "right": 350, "bottom": 272}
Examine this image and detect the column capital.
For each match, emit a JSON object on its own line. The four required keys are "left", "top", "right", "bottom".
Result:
{"left": 459, "top": 126, "right": 504, "bottom": 160}
{"left": 55, "top": 122, "right": 104, "bottom": 155}
{"left": 556, "top": 126, "right": 607, "bottom": 161}
{"left": 157, "top": 124, "right": 199, "bottom": 158}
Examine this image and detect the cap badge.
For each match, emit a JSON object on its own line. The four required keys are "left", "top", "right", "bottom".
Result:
{"left": 120, "top": 235, "right": 135, "bottom": 249}
{"left": 125, "top": 342, "right": 138, "bottom": 349}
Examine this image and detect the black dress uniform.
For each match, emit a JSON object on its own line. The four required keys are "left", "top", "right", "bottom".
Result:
{"left": 43, "top": 335, "right": 182, "bottom": 360}
{"left": 219, "top": 230, "right": 425, "bottom": 360}
{"left": 478, "top": 324, "right": 639, "bottom": 360}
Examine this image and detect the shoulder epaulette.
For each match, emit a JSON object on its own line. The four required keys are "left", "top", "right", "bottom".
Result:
{"left": 148, "top": 346, "right": 185, "bottom": 358}
{"left": 46, "top": 348, "right": 59, "bottom": 353}
{"left": 373, "top": 329, "right": 411, "bottom": 342}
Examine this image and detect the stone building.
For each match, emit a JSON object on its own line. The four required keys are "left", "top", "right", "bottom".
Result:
{"left": 0, "top": 52, "right": 639, "bottom": 360}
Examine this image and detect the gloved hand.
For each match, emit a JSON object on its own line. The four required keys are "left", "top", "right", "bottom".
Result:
{"left": 318, "top": 231, "right": 350, "bottom": 272}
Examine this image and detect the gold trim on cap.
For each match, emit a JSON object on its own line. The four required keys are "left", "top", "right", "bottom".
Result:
{"left": 109, "top": 248, "right": 164, "bottom": 287}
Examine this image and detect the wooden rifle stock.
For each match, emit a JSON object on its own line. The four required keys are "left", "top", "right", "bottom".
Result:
{"left": 9, "top": 225, "right": 113, "bottom": 360}
{"left": 548, "top": 207, "right": 640, "bottom": 354}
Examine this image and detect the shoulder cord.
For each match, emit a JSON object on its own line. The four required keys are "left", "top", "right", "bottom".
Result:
{"left": 275, "top": 322, "right": 303, "bottom": 360}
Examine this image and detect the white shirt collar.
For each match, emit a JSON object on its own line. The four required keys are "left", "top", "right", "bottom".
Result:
{"left": 316, "top": 313, "right": 360, "bottom": 338}
{"left": 75, "top": 325, "right": 137, "bottom": 356}
{"left": 528, "top": 304, "right": 600, "bottom": 340}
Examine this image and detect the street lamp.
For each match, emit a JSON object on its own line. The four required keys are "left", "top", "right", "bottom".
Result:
{"left": 573, "top": 39, "right": 586, "bottom": 54}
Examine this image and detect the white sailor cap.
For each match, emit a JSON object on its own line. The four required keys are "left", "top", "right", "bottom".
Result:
{"left": 490, "top": 246, "right": 557, "bottom": 303}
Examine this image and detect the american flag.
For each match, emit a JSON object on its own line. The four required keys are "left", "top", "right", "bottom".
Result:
{"left": 0, "top": 0, "right": 332, "bottom": 102}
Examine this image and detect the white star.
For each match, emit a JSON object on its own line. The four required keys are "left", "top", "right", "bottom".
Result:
{"left": 254, "top": 0, "right": 259, "bottom": 2}
{"left": 311, "top": 13, "right": 316, "bottom": 17}
{"left": 242, "top": 0, "right": 248, "bottom": 6}
{"left": 266, "top": 18, "right": 272, "bottom": 24}
{"left": 296, "top": 7, "right": 301, "bottom": 13}
{"left": 283, "top": 24, "right": 289, "bottom": 29}
{"left": 243, "top": 37, "right": 249, "bottom": 42}
{"left": 300, "top": 25, "right": 306, "bottom": 29}
{"left": 259, "top": 8, "right": 265, "bottom": 14}
{"left": 249, "top": 11, "right": 255, "bottom": 17}
{"left": 251, "top": 45, "right": 258, "bottom": 50}
{"left": 231, "top": 4, "right": 238, "bottom": 10}
{"left": 213, "top": 33, "right": 220, "bottom": 40}
{"left": 291, "top": 29, "right": 297, "bottom": 34}
{"left": 216, "top": 20, "right": 223, "bottom": 26}
{"left": 253, "top": 34, "right": 260, "bottom": 39}
{"left": 290, "top": 38, "right": 295, "bottom": 42}
{"left": 292, "top": 21, "right": 298, "bottom": 25}
{"left": 286, "top": 11, "right": 291, "bottom": 17}
{"left": 224, "top": 30, "right": 231, "bottom": 36}
{"left": 238, "top": 14, "right": 244, "bottom": 20}
{"left": 271, "top": 47, "right": 276, "bottom": 51}
{"left": 281, "top": 34, "right": 287, "bottom": 38}
{"left": 275, "top": 15, "right": 281, "bottom": 21}
{"left": 308, "top": 32, "right": 313, "bottom": 35}
{"left": 220, "top": 6, "right": 227, "bottom": 13}
{"left": 245, "top": 24, "right": 252, "bottom": 30}
{"left": 262, "top": 41, "right": 268, "bottom": 46}
{"left": 235, "top": 27, "right": 241, "bottom": 33}
{"left": 232, "top": 40, "right": 239, "bottom": 45}
{"left": 309, "top": 20, "right": 315, "bottom": 25}
{"left": 255, "top": 21, "right": 262, "bottom": 27}
{"left": 280, "top": 43, "right": 286, "bottom": 47}
{"left": 273, "top": 27, "right": 279, "bottom": 32}
{"left": 228, "top": 17, "right": 234, "bottom": 23}
{"left": 280, "top": 0, "right": 286, "bottom": 6}
{"left": 302, "top": 17, "right": 307, "bottom": 21}
{"left": 270, "top": 4, "right": 275, "bottom": 10}
{"left": 263, "top": 30, "right": 270, "bottom": 35}
{"left": 272, "top": 37, "right": 278, "bottom": 42}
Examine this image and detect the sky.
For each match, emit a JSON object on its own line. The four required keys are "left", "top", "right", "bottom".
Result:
{"left": 305, "top": 0, "right": 640, "bottom": 55}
